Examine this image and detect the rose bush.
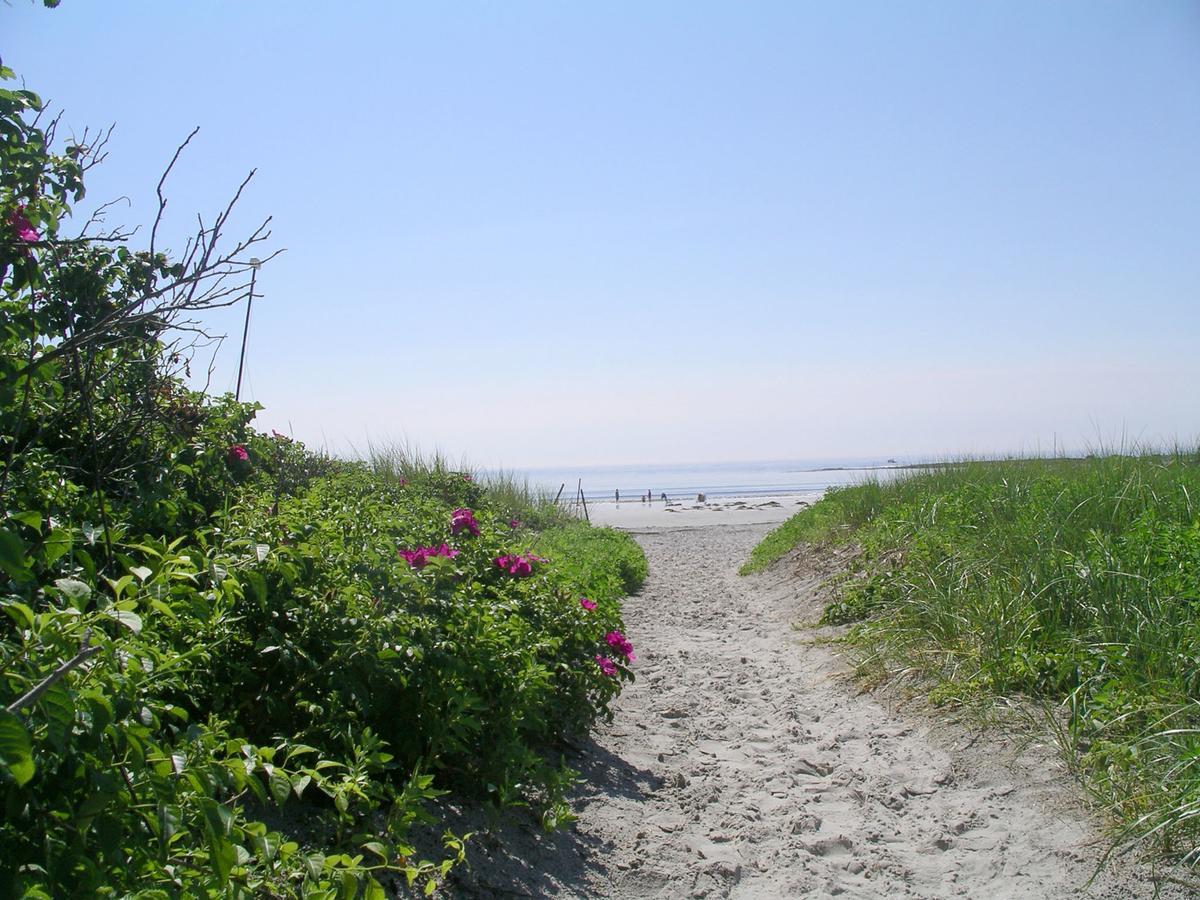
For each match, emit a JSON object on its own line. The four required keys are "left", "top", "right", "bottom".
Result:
{"left": 0, "top": 56, "right": 645, "bottom": 897}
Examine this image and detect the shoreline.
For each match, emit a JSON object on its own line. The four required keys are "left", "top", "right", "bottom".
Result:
{"left": 586, "top": 491, "right": 823, "bottom": 530}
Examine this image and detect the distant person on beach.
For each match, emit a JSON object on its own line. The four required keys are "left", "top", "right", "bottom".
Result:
{"left": 641, "top": 492, "right": 645, "bottom": 503}
{"left": 615, "top": 489, "right": 620, "bottom": 503}
{"left": 660, "top": 492, "right": 667, "bottom": 502}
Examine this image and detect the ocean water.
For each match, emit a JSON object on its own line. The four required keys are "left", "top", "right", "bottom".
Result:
{"left": 513, "top": 456, "right": 922, "bottom": 503}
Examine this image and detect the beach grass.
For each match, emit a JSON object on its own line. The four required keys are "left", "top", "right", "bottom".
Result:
{"left": 366, "top": 440, "right": 576, "bottom": 530}
{"left": 743, "top": 449, "right": 1200, "bottom": 859}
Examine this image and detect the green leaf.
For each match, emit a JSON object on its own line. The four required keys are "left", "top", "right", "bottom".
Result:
{"left": 2, "top": 600, "right": 34, "bottom": 629}
{"left": 43, "top": 527, "right": 72, "bottom": 566}
{"left": 158, "top": 803, "right": 182, "bottom": 843}
{"left": 76, "top": 547, "right": 96, "bottom": 581}
{"left": 130, "top": 565, "right": 153, "bottom": 582}
{"left": 10, "top": 511, "right": 43, "bottom": 533}
{"left": 202, "top": 798, "right": 234, "bottom": 838}
{"left": 243, "top": 570, "right": 267, "bottom": 609}
{"left": 103, "top": 574, "right": 133, "bottom": 602}
{"left": 291, "top": 773, "right": 311, "bottom": 798}
{"left": 304, "top": 851, "right": 325, "bottom": 880}
{"left": 54, "top": 577, "right": 91, "bottom": 604}
{"left": 210, "top": 835, "right": 236, "bottom": 882}
{"left": 0, "top": 710, "right": 35, "bottom": 786}
{"left": 0, "top": 528, "right": 30, "bottom": 580}
{"left": 269, "top": 769, "right": 291, "bottom": 805}
{"left": 105, "top": 609, "right": 142, "bottom": 633}
{"left": 39, "top": 683, "right": 75, "bottom": 749}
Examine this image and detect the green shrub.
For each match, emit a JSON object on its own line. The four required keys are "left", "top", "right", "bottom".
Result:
{"left": 536, "top": 522, "right": 649, "bottom": 600}
{"left": 0, "top": 56, "right": 641, "bottom": 897}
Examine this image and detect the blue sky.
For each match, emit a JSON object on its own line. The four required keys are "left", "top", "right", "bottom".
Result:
{"left": 7, "top": 1, "right": 1199, "bottom": 466}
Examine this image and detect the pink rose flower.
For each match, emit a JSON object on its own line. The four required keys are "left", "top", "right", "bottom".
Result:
{"left": 605, "top": 630, "right": 635, "bottom": 662}
{"left": 450, "top": 507, "right": 480, "bottom": 537}
{"left": 399, "top": 543, "right": 460, "bottom": 569}
{"left": 580, "top": 597, "right": 597, "bottom": 611}
{"left": 8, "top": 206, "right": 39, "bottom": 243}
{"left": 493, "top": 553, "right": 539, "bottom": 577}
{"left": 226, "top": 444, "right": 249, "bottom": 465}
{"left": 595, "top": 655, "right": 618, "bottom": 677}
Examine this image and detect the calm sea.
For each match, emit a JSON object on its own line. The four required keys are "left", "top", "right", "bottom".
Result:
{"left": 512, "top": 456, "right": 923, "bottom": 503}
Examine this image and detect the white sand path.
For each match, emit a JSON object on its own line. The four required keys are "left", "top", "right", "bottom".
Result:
{"left": 448, "top": 522, "right": 1191, "bottom": 898}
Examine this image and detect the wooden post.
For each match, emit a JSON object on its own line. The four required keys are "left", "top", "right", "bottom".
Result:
{"left": 579, "top": 479, "right": 590, "bottom": 522}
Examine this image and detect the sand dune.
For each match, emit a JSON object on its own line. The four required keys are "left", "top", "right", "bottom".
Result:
{"left": 447, "top": 521, "right": 1191, "bottom": 898}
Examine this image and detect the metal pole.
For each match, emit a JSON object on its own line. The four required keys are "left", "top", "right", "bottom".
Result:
{"left": 235, "top": 261, "right": 260, "bottom": 402}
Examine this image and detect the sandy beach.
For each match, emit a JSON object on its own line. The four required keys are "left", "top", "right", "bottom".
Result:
{"left": 447, "top": 518, "right": 1192, "bottom": 898}
{"left": 586, "top": 494, "right": 822, "bottom": 530}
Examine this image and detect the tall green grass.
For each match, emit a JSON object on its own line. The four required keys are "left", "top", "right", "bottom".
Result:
{"left": 365, "top": 440, "right": 576, "bottom": 530}
{"left": 744, "top": 450, "right": 1200, "bottom": 859}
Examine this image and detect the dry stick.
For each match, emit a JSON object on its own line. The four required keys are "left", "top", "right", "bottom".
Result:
{"left": 577, "top": 478, "right": 590, "bottom": 523}
{"left": 6, "top": 629, "right": 99, "bottom": 714}
{"left": 554, "top": 482, "right": 565, "bottom": 506}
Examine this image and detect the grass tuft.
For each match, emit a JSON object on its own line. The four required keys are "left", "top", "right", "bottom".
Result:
{"left": 365, "top": 440, "right": 576, "bottom": 530}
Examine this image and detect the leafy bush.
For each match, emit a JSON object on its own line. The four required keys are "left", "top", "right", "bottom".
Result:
{"left": 536, "top": 522, "right": 649, "bottom": 600}
{"left": 0, "top": 54, "right": 642, "bottom": 896}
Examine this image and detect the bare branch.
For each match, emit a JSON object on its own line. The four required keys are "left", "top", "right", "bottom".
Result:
{"left": 76, "top": 195, "right": 132, "bottom": 239}
{"left": 149, "top": 126, "right": 199, "bottom": 264}
{"left": 6, "top": 629, "right": 99, "bottom": 715}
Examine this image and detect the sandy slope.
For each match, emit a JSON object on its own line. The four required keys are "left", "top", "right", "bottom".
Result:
{"left": 446, "top": 522, "right": 1191, "bottom": 898}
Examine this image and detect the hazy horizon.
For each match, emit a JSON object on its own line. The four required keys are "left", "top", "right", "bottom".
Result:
{"left": 8, "top": 1, "right": 1199, "bottom": 469}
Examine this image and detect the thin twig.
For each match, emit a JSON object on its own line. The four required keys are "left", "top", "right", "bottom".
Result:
{"left": 6, "top": 629, "right": 99, "bottom": 715}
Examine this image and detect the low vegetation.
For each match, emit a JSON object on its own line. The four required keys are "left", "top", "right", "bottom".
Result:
{"left": 745, "top": 452, "right": 1200, "bottom": 861}
{"left": 536, "top": 522, "right": 650, "bottom": 602}
{"left": 0, "top": 60, "right": 645, "bottom": 896}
